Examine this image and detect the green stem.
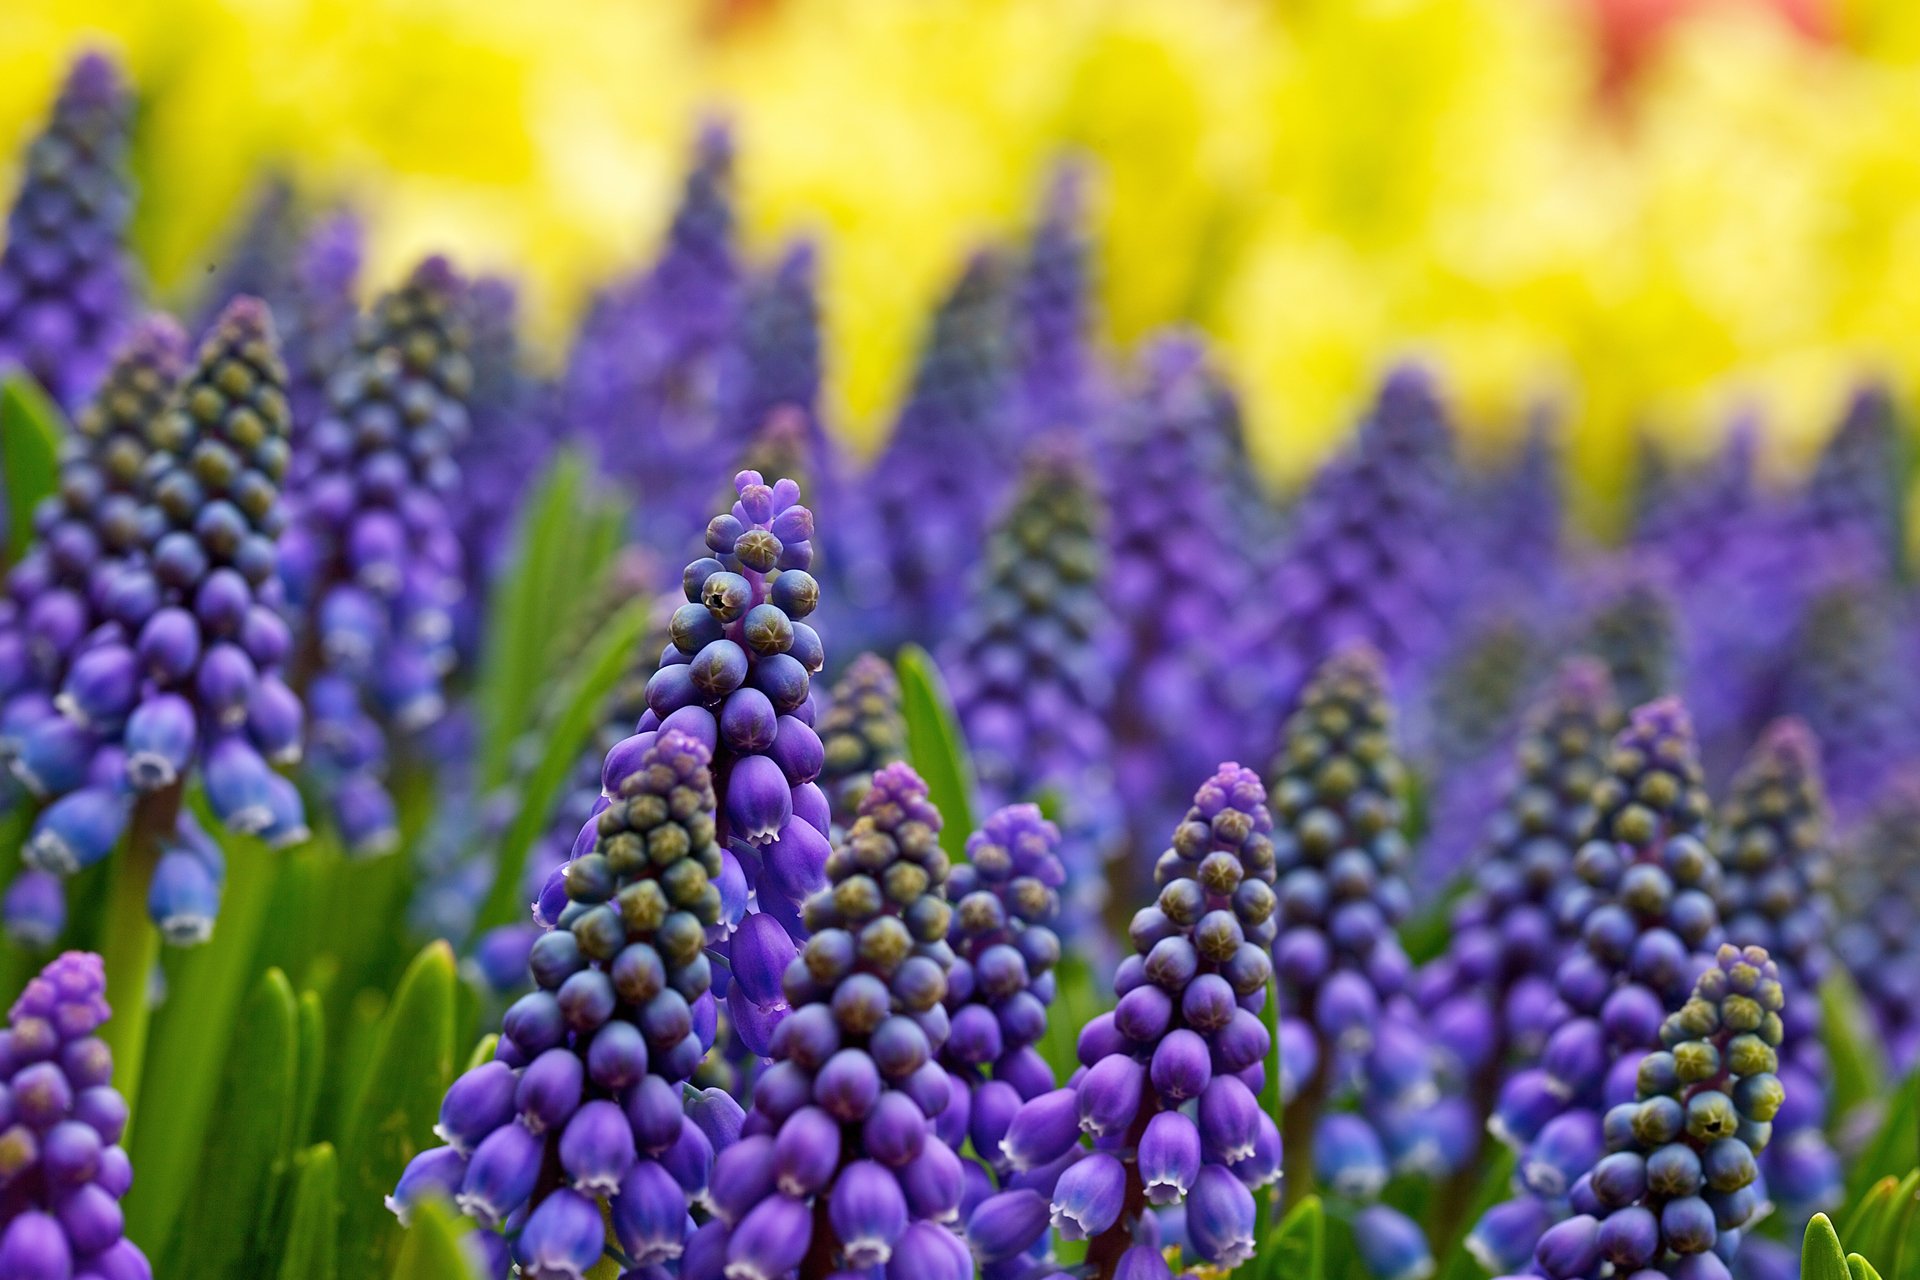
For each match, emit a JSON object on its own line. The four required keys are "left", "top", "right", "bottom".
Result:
{"left": 99, "top": 786, "right": 178, "bottom": 1146}
{"left": 1281, "top": 1049, "right": 1329, "bottom": 1212}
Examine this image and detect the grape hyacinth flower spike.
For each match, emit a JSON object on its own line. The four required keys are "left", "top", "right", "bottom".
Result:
{"left": 281, "top": 256, "right": 470, "bottom": 857}
{"left": 685, "top": 762, "right": 961, "bottom": 1280}
{"left": 0, "top": 51, "right": 135, "bottom": 414}
{"left": 817, "top": 652, "right": 904, "bottom": 832}
{"left": 938, "top": 803, "right": 1065, "bottom": 1185}
{"left": 0, "top": 952, "right": 149, "bottom": 1280}
{"left": 1505, "top": 945, "right": 1787, "bottom": 1280}
{"left": 982, "top": 761, "right": 1280, "bottom": 1278}
{"left": 391, "top": 728, "right": 728, "bottom": 1271}
{"left": 1833, "top": 770, "right": 1920, "bottom": 1073}
{"left": 638, "top": 468, "right": 825, "bottom": 1048}
{"left": 1265, "top": 644, "right": 1438, "bottom": 1277}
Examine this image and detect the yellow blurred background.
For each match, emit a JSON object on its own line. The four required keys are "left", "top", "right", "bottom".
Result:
{"left": 2, "top": 0, "right": 1918, "bottom": 518}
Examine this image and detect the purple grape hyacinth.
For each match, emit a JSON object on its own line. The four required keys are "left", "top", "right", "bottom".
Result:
{"left": 1833, "top": 770, "right": 1920, "bottom": 1074}
{"left": 0, "top": 52, "right": 135, "bottom": 415}
{"left": 1503, "top": 945, "right": 1786, "bottom": 1280}
{"left": 1781, "top": 573, "right": 1914, "bottom": 821}
{"left": 277, "top": 209, "right": 363, "bottom": 438}
{"left": 638, "top": 469, "right": 826, "bottom": 1049}
{"left": 1712, "top": 719, "right": 1839, "bottom": 1221}
{"left": 686, "top": 761, "right": 962, "bottom": 1280}
{"left": 392, "top": 728, "right": 727, "bottom": 1273}
{"left": 282, "top": 257, "right": 470, "bottom": 857}
{"left": 0, "top": 952, "right": 149, "bottom": 1280}
{"left": 1472, "top": 697, "right": 1721, "bottom": 1273}
{"left": 817, "top": 653, "right": 904, "bottom": 832}
{"left": 982, "top": 761, "right": 1280, "bottom": 1277}
{"left": 1006, "top": 160, "right": 1101, "bottom": 441}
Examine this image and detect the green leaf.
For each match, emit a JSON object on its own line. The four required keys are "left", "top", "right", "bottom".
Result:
{"left": 474, "top": 450, "right": 628, "bottom": 789}
{"left": 292, "top": 988, "right": 327, "bottom": 1152}
{"left": 1257, "top": 1195, "right": 1325, "bottom": 1280}
{"left": 1824, "top": 967, "right": 1891, "bottom": 1132}
{"left": 1806, "top": 1214, "right": 1853, "bottom": 1280}
{"left": 1848, "top": 1067, "right": 1920, "bottom": 1209}
{"left": 339, "top": 941, "right": 458, "bottom": 1277}
{"left": 1843, "top": 1177, "right": 1899, "bottom": 1260}
{"left": 465, "top": 1033, "right": 500, "bottom": 1074}
{"left": 1882, "top": 1175, "right": 1920, "bottom": 1280}
{"left": 390, "top": 1196, "right": 478, "bottom": 1280}
{"left": 896, "top": 644, "right": 976, "bottom": 860}
{"left": 166, "top": 967, "right": 300, "bottom": 1276}
{"left": 1431, "top": 1144, "right": 1517, "bottom": 1280}
{"left": 475, "top": 595, "right": 654, "bottom": 931}
{"left": 125, "top": 820, "right": 281, "bottom": 1250}
{"left": 278, "top": 1143, "right": 341, "bottom": 1280}
{"left": 1852, "top": 1256, "right": 1886, "bottom": 1280}
{"left": 1, "top": 374, "right": 66, "bottom": 559}
{"left": 1033, "top": 954, "right": 1100, "bottom": 1084}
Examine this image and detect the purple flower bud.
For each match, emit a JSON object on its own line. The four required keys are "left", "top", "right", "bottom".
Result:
{"left": 386, "top": 1145, "right": 468, "bottom": 1224}
{"left": 888, "top": 1220, "right": 973, "bottom": 1280}
{"left": 1197, "top": 1075, "right": 1260, "bottom": 1165}
{"left": 1115, "top": 1245, "right": 1173, "bottom": 1280}
{"left": 26, "top": 788, "right": 129, "bottom": 874}
{"left": 1352, "top": 1204, "right": 1433, "bottom": 1280}
{"left": 560, "top": 1099, "right": 637, "bottom": 1195}
{"left": 1490, "top": 1068, "right": 1563, "bottom": 1148}
{"left": 969, "top": 1080, "right": 1022, "bottom": 1170}
{"left": 1185, "top": 1163, "right": 1256, "bottom": 1267}
{"left": 966, "top": 1189, "right": 1052, "bottom": 1264}
{"left": 585, "top": 1020, "right": 648, "bottom": 1091}
{"left": 0, "top": 1211, "right": 71, "bottom": 1280}
{"left": 1315, "top": 1112, "right": 1388, "bottom": 1199}
{"left": 516, "top": 1048, "right": 585, "bottom": 1134}
{"left": 203, "top": 735, "right": 275, "bottom": 834}
{"left": 611, "top": 1159, "right": 689, "bottom": 1265}
{"left": 57, "top": 644, "right": 137, "bottom": 729}
{"left": 660, "top": 1116, "right": 714, "bottom": 1204}
{"left": 710, "top": 1135, "right": 777, "bottom": 1226}
{"left": 458, "top": 1120, "right": 543, "bottom": 1227}
{"left": 1520, "top": 1110, "right": 1604, "bottom": 1199}
{"left": 1467, "top": 1198, "right": 1552, "bottom": 1274}
{"left": 1145, "top": 1028, "right": 1211, "bottom": 1104}
{"left": 1597, "top": 1205, "right": 1659, "bottom": 1270}
{"left": 900, "top": 1137, "right": 964, "bottom": 1222}
{"left": 3, "top": 870, "right": 66, "bottom": 947}
{"left": 517, "top": 1187, "right": 604, "bottom": 1280}
{"left": 727, "top": 754, "right": 793, "bottom": 845}
{"left": 689, "top": 1087, "right": 746, "bottom": 1152}
{"left": 815, "top": 1048, "right": 883, "bottom": 1122}
{"left": 724, "top": 1193, "right": 813, "bottom": 1280}
{"left": 1000, "top": 1088, "right": 1082, "bottom": 1175}
{"left": 1542, "top": 1018, "right": 1607, "bottom": 1100}
{"left": 1139, "top": 1109, "right": 1202, "bottom": 1205}
{"left": 136, "top": 608, "right": 200, "bottom": 684}
{"left": 146, "top": 850, "right": 219, "bottom": 945}
{"left": 863, "top": 1089, "right": 928, "bottom": 1167}
{"left": 195, "top": 643, "right": 257, "bottom": 730}
{"left": 830, "top": 1159, "right": 910, "bottom": 1266}
{"left": 1231, "top": 1111, "right": 1283, "bottom": 1189}
{"left": 1076, "top": 1053, "right": 1145, "bottom": 1137}
{"left": 245, "top": 675, "right": 303, "bottom": 765}
{"left": 947, "top": 1004, "right": 1004, "bottom": 1066}
{"left": 1049, "top": 1149, "right": 1124, "bottom": 1241}
{"left": 623, "top": 1075, "right": 684, "bottom": 1155}
{"left": 12, "top": 713, "right": 92, "bottom": 797}
{"left": 773, "top": 1105, "right": 843, "bottom": 1196}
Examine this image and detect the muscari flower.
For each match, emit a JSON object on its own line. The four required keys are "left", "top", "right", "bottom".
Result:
{"left": 1414, "top": 659, "right": 1620, "bottom": 1109}
{"left": 984, "top": 761, "right": 1281, "bottom": 1276}
{"left": 1832, "top": 770, "right": 1920, "bottom": 1075}
{"left": 392, "top": 728, "right": 728, "bottom": 1274}
{"left": 817, "top": 653, "right": 905, "bottom": 832}
{"left": 1576, "top": 558, "right": 1679, "bottom": 717}
{"left": 686, "top": 762, "right": 964, "bottom": 1280}
{"left": 1507, "top": 945, "right": 1787, "bottom": 1280}
{"left": 1104, "top": 333, "right": 1268, "bottom": 882}
{"left": 190, "top": 174, "right": 301, "bottom": 334}
{"left": 1474, "top": 697, "right": 1720, "bottom": 1272}
{"left": 1265, "top": 645, "right": 1438, "bottom": 1278}
{"left": 1005, "top": 159, "right": 1101, "bottom": 442}
{"left": 281, "top": 256, "right": 471, "bottom": 857}
{"left": 1260, "top": 367, "right": 1460, "bottom": 720}
{"left": 0, "top": 951, "right": 149, "bottom": 1280}
{"left": 277, "top": 209, "right": 363, "bottom": 438}
{"left": 635, "top": 469, "right": 826, "bottom": 1048}
{"left": 0, "top": 51, "right": 135, "bottom": 416}
{"left": 1781, "top": 571, "right": 1914, "bottom": 821}
{"left": 936, "top": 804, "right": 1065, "bottom": 1187}
{"left": 942, "top": 436, "right": 1117, "bottom": 938}
{"left": 567, "top": 120, "right": 741, "bottom": 554}
{"left": 865, "top": 251, "right": 1011, "bottom": 651}
{"left": 1713, "top": 719, "right": 1840, "bottom": 1220}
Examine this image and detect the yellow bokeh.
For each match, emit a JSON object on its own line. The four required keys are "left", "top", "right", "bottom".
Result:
{"left": 0, "top": 0, "right": 1916, "bottom": 514}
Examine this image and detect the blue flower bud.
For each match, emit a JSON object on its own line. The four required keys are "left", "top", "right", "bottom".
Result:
{"left": 387, "top": 1145, "right": 468, "bottom": 1225}
{"left": 829, "top": 1159, "right": 909, "bottom": 1266}
{"left": 724, "top": 1193, "right": 813, "bottom": 1280}
{"left": 1147, "top": 1028, "right": 1211, "bottom": 1102}
{"left": 517, "top": 1187, "right": 604, "bottom": 1280}
{"left": 1520, "top": 1110, "right": 1604, "bottom": 1199}
{"left": 146, "top": 849, "right": 219, "bottom": 945}
{"left": 26, "top": 787, "right": 129, "bottom": 874}
{"left": 1185, "top": 1163, "right": 1255, "bottom": 1267}
{"left": 1139, "top": 1109, "right": 1202, "bottom": 1205}
{"left": 516, "top": 1048, "right": 584, "bottom": 1134}
{"left": 1075, "top": 1052, "right": 1144, "bottom": 1137}
{"left": 1315, "top": 1112, "right": 1389, "bottom": 1199}
{"left": 1049, "top": 1149, "right": 1124, "bottom": 1241}
{"left": 1534, "top": 1214, "right": 1599, "bottom": 1280}
{"left": 611, "top": 1159, "right": 689, "bottom": 1265}
{"left": 709, "top": 1135, "right": 777, "bottom": 1227}
{"left": 458, "top": 1120, "right": 543, "bottom": 1228}
{"left": 966, "top": 1189, "right": 1052, "bottom": 1264}
{"left": 559, "top": 1099, "right": 636, "bottom": 1195}
{"left": 436, "top": 1062, "right": 517, "bottom": 1155}
{"left": 203, "top": 735, "right": 276, "bottom": 834}
{"left": 12, "top": 712, "right": 93, "bottom": 797}
{"left": 3, "top": 870, "right": 66, "bottom": 947}
{"left": 1467, "top": 1198, "right": 1551, "bottom": 1274}
{"left": 899, "top": 1137, "right": 963, "bottom": 1222}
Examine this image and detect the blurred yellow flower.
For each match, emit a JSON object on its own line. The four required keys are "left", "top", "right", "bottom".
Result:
{"left": 0, "top": 0, "right": 1914, "bottom": 511}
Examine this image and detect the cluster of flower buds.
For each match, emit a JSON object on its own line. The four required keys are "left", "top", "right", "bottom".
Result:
{"left": 568, "top": 121, "right": 741, "bottom": 553}
{"left": 391, "top": 728, "right": 729, "bottom": 1276}
{"left": 1475, "top": 698, "right": 1721, "bottom": 1272}
{"left": 1261, "top": 368, "right": 1458, "bottom": 718}
{"left": 943, "top": 437, "right": 1116, "bottom": 931}
{"left": 1105, "top": 334, "right": 1265, "bottom": 867}
{"left": 727, "top": 239, "right": 824, "bottom": 448}
{"left": 1577, "top": 560, "right": 1678, "bottom": 716}
{"left": 277, "top": 209, "right": 363, "bottom": 436}
{"left": 1266, "top": 646, "right": 1443, "bottom": 1277}
{"left": 936, "top": 803, "right": 1064, "bottom": 1197}
{"left": 1799, "top": 384, "right": 1903, "bottom": 578}
{"left": 282, "top": 257, "right": 470, "bottom": 856}
{"left": 1513, "top": 945, "right": 1786, "bottom": 1280}
{"left": 1006, "top": 161, "right": 1099, "bottom": 441}
{"left": 0, "top": 52, "right": 134, "bottom": 414}
{"left": 1712, "top": 719, "right": 1839, "bottom": 1219}
{"left": 1415, "top": 660, "right": 1619, "bottom": 1086}
{"left": 1834, "top": 769, "right": 1920, "bottom": 1074}
{"left": 452, "top": 275, "right": 549, "bottom": 625}
{"left": 1783, "top": 573, "right": 1913, "bottom": 820}
{"left": 975, "top": 761, "right": 1280, "bottom": 1277}
{"left": 685, "top": 762, "right": 966, "bottom": 1280}
{"left": 868, "top": 253, "right": 1010, "bottom": 651}
{"left": 0, "top": 952, "right": 147, "bottom": 1279}
{"left": 638, "top": 469, "right": 826, "bottom": 1041}
{"left": 818, "top": 653, "right": 905, "bottom": 831}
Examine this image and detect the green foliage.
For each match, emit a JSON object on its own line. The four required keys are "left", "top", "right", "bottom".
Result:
{"left": 0, "top": 373, "right": 64, "bottom": 559}
{"left": 1244, "top": 1194, "right": 1324, "bottom": 1280}
{"left": 1846, "top": 1066, "right": 1920, "bottom": 1210}
{"left": 1807, "top": 1214, "right": 1853, "bottom": 1280}
{"left": 1824, "top": 967, "right": 1892, "bottom": 1131}
{"left": 1033, "top": 953, "right": 1099, "bottom": 1084}
{"left": 167, "top": 968, "right": 302, "bottom": 1276}
{"left": 896, "top": 643, "right": 977, "bottom": 862}
{"left": 474, "top": 450, "right": 629, "bottom": 789}
{"left": 388, "top": 1196, "right": 476, "bottom": 1280}
{"left": 278, "top": 1144, "right": 341, "bottom": 1280}
{"left": 338, "top": 941, "right": 458, "bottom": 1277}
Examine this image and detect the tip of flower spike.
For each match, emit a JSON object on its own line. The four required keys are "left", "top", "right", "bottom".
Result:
{"left": 1751, "top": 717, "right": 1822, "bottom": 781}
{"left": 859, "top": 761, "right": 941, "bottom": 830}
{"left": 648, "top": 726, "right": 714, "bottom": 774}
{"left": 1039, "top": 154, "right": 1090, "bottom": 226}
{"left": 1622, "top": 695, "right": 1694, "bottom": 749}
{"left": 1142, "top": 328, "right": 1208, "bottom": 388}
{"left": 408, "top": 254, "right": 465, "bottom": 299}
{"left": 693, "top": 113, "right": 735, "bottom": 168}
{"left": 1315, "top": 641, "right": 1389, "bottom": 693}
{"left": 1546, "top": 656, "right": 1615, "bottom": 713}
{"left": 9, "top": 950, "right": 109, "bottom": 1033}
{"left": 208, "top": 294, "right": 276, "bottom": 344}
{"left": 60, "top": 50, "right": 126, "bottom": 108}
{"left": 1191, "top": 761, "right": 1267, "bottom": 820}
{"left": 299, "top": 210, "right": 365, "bottom": 289}
{"left": 121, "top": 314, "right": 190, "bottom": 373}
